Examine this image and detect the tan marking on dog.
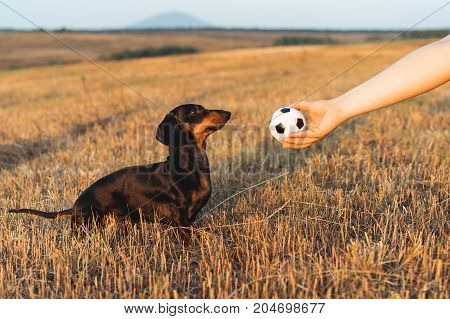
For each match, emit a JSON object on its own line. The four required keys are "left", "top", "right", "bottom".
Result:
{"left": 192, "top": 112, "right": 224, "bottom": 149}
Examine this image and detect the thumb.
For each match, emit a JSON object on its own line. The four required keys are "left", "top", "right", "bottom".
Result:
{"left": 290, "top": 100, "right": 313, "bottom": 111}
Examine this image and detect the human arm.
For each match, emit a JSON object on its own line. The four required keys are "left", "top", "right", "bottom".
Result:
{"left": 283, "top": 36, "right": 450, "bottom": 149}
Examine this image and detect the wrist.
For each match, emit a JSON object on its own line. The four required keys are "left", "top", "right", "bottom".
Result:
{"left": 328, "top": 96, "right": 352, "bottom": 123}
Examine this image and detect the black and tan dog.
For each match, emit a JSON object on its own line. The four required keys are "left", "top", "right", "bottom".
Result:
{"left": 9, "top": 104, "right": 231, "bottom": 241}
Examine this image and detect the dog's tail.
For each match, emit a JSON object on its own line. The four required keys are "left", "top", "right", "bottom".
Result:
{"left": 8, "top": 208, "right": 73, "bottom": 219}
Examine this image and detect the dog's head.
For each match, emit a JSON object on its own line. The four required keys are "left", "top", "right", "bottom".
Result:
{"left": 156, "top": 104, "right": 231, "bottom": 149}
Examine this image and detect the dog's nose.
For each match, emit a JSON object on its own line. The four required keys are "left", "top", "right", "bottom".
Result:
{"left": 218, "top": 110, "right": 232, "bottom": 120}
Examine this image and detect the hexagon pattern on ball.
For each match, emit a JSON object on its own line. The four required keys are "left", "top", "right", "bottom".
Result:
{"left": 269, "top": 107, "right": 306, "bottom": 143}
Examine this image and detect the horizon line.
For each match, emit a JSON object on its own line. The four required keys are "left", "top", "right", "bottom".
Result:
{"left": 1, "top": 26, "right": 449, "bottom": 32}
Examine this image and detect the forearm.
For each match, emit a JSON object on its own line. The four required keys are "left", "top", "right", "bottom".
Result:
{"left": 335, "top": 36, "right": 450, "bottom": 120}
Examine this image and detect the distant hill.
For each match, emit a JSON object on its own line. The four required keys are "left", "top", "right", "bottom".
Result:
{"left": 129, "top": 12, "right": 212, "bottom": 29}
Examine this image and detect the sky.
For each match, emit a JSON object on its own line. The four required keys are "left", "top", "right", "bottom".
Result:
{"left": 0, "top": 0, "right": 448, "bottom": 30}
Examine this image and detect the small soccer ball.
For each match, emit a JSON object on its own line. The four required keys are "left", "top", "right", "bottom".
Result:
{"left": 269, "top": 107, "right": 306, "bottom": 143}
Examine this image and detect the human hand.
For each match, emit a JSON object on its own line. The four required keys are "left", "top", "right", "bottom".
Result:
{"left": 283, "top": 37, "right": 450, "bottom": 150}
{"left": 282, "top": 99, "right": 347, "bottom": 149}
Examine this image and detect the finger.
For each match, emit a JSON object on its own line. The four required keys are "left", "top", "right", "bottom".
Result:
{"left": 286, "top": 131, "right": 308, "bottom": 138}
{"left": 290, "top": 100, "right": 313, "bottom": 111}
{"left": 286, "top": 130, "right": 321, "bottom": 139}
{"left": 283, "top": 136, "right": 318, "bottom": 144}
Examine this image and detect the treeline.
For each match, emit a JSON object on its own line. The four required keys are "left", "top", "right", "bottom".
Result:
{"left": 273, "top": 36, "right": 338, "bottom": 46}
{"left": 273, "top": 29, "right": 449, "bottom": 47}
{"left": 104, "top": 46, "right": 199, "bottom": 60}
{"left": 400, "top": 30, "right": 449, "bottom": 39}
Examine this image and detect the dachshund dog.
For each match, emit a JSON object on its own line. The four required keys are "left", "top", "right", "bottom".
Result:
{"left": 9, "top": 104, "right": 231, "bottom": 241}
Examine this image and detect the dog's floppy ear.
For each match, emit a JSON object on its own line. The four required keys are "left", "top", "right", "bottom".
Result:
{"left": 156, "top": 113, "right": 177, "bottom": 146}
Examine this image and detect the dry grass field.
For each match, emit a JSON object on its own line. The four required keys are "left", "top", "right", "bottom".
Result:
{"left": 0, "top": 39, "right": 448, "bottom": 298}
{"left": 0, "top": 30, "right": 388, "bottom": 69}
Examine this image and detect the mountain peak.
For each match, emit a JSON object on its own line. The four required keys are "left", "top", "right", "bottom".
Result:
{"left": 129, "top": 12, "right": 211, "bottom": 29}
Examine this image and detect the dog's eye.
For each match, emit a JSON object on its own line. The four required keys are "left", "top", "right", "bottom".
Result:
{"left": 190, "top": 108, "right": 197, "bottom": 115}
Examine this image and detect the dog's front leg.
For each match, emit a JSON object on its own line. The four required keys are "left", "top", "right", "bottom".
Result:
{"left": 174, "top": 209, "right": 193, "bottom": 245}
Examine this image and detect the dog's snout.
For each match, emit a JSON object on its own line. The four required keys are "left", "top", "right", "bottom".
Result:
{"left": 223, "top": 111, "right": 232, "bottom": 120}
{"left": 216, "top": 110, "right": 232, "bottom": 121}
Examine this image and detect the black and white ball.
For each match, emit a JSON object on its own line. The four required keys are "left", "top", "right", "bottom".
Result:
{"left": 269, "top": 107, "right": 306, "bottom": 143}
